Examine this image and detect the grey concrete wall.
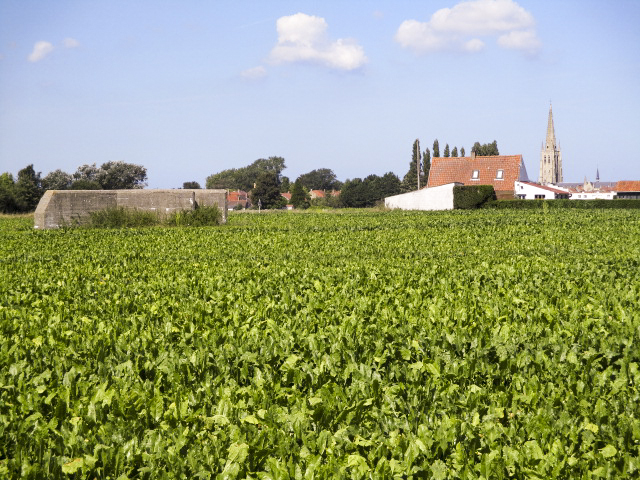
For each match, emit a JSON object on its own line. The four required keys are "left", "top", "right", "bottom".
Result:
{"left": 34, "top": 190, "right": 118, "bottom": 229}
{"left": 34, "top": 189, "right": 227, "bottom": 229}
{"left": 384, "top": 183, "right": 457, "bottom": 211}
{"left": 192, "top": 189, "right": 227, "bottom": 223}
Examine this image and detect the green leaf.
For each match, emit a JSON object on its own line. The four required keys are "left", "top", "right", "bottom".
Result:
{"left": 61, "top": 458, "right": 83, "bottom": 474}
{"left": 431, "top": 460, "right": 447, "bottom": 480}
{"left": 600, "top": 445, "right": 617, "bottom": 458}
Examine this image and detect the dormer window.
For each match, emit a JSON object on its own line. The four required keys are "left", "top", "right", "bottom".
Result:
{"left": 496, "top": 169, "right": 504, "bottom": 179}
{"left": 471, "top": 170, "right": 479, "bottom": 179}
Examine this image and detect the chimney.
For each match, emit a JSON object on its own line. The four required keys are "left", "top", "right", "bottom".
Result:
{"left": 471, "top": 152, "right": 476, "bottom": 160}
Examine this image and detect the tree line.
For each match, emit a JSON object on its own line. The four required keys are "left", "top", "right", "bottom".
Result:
{"left": 1, "top": 139, "right": 500, "bottom": 213}
{"left": 0, "top": 162, "right": 147, "bottom": 213}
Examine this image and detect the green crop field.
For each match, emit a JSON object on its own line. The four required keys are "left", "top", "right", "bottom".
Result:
{"left": 1, "top": 209, "right": 640, "bottom": 479}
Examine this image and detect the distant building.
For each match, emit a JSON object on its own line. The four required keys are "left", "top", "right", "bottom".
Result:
{"left": 539, "top": 104, "right": 563, "bottom": 185}
{"left": 227, "top": 190, "right": 249, "bottom": 209}
{"left": 427, "top": 153, "right": 529, "bottom": 199}
{"left": 514, "top": 181, "right": 570, "bottom": 199}
{"left": 616, "top": 181, "right": 640, "bottom": 200}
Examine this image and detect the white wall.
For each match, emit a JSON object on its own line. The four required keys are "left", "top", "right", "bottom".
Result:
{"left": 514, "top": 181, "right": 562, "bottom": 199}
{"left": 385, "top": 183, "right": 456, "bottom": 211}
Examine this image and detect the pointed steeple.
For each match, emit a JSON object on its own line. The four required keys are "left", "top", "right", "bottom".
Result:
{"left": 546, "top": 103, "right": 556, "bottom": 150}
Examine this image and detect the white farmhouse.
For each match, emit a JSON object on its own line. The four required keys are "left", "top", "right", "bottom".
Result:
{"left": 514, "top": 181, "right": 570, "bottom": 200}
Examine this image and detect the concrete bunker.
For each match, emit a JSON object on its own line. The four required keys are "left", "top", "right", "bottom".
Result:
{"left": 34, "top": 189, "right": 227, "bottom": 229}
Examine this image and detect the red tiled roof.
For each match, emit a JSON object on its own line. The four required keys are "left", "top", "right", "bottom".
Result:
{"left": 427, "top": 155, "right": 528, "bottom": 191}
{"left": 616, "top": 181, "right": 640, "bottom": 192}
{"left": 227, "top": 190, "right": 248, "bottom": 202}
{"left": 281, "top": 192, "right": 292, "bottom": 200}
{"left": 310, "top": 190, "right": 326, "bottom": 198}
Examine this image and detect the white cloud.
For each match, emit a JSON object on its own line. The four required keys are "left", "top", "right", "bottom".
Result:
{"left": 395, "top": 0, "right": 540, "bottom": 55}
{"left": 269, "top": 13, "right": 367, "bottom": 71}
{"left": 63, "top": 38, "right": 80, "bottom": 48}
{"left": 28, "top": 41, "right": 54, "bottom": 62}
{"left": 241, "top": 66, "right": 267, "bottom": 80}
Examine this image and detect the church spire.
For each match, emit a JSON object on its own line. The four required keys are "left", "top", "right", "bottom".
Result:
{"left": 546, "top": 103, "right": 556, "bottom": 149}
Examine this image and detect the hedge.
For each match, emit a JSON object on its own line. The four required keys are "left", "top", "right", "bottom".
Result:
{"left": 453, "top": 185, "right": 497, "bottom": 209}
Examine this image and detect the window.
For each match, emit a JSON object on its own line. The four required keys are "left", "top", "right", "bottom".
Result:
{"left": 496, "top": 169, "right": 504, "bottom": 179}
{"left": 516, "top": 194, "right": 525, "bottom": 199}
{"left": 534, "top": 194, "right": 545, "bottom": 199}
{"left": 471, "top": 170, "right": 479, "bottom": 179}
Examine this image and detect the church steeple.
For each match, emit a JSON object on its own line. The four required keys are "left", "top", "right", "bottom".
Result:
{"left": 546, "top": 103, "right": 556, "bottom": 150}
{"left": 539, "top": 103, "right": 563, "bottom": 184}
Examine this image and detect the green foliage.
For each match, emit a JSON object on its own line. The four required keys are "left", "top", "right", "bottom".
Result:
{"left": 70, "top": 179, "right": 102, "bottom": 190}
{"left": 182, "top": 181, "right": 201, "bottom": 189}
{"left": 471, "top": 140, "right": 499, "bottom": 156}
{"left": 166, "top": 205, "right": 222, "bottom": 226}
{"left": 423, "top": 148, "right": 431, "bottom": 183}
{"left": 443, "top": 143, "right": 450, "bottom": 157}
{"left": 451, "top": 146, "right": 458, "bottom": 157}
{"left": 42, "top": 169, "right": 73, "bottom": 190}
{"left": 87, "top": 207, "right": 159, "bottom": 228}
{"left": 290, "top": 179, "right": 310, "bottom": 209}
{"left": 206, "top": 157, "right": 286, "bottom": 191}
{"left": 1, "top": 210, "right": 639, "bottom": 478}
{"left": 0, "top": 172, "right": 19, "bottom": 213}
{"left": 15, "top": 164, "right": 43, "bottom": 212}
{"left": 250, "top": 171, "right": 286, "bottom": 209}
{"left": 73, "top": 162, "right": 147, "bottom": 189}
{"left": 460, "top": 146, "right": 466, "bottom": 156}
{"left": 342, "top": 173, "right": 401, "bottom": 207}
{"left": 401, "top": 140, "right": 422, "bottom": 192}
{"left": 297, "top": 168, "right": 342, "bottom": 191}
{"left": 432, "top": 139, "right": 440, "bottom": 157}
{"left": 280, "top": 176, "right": 290, "bottom": 193}
{"left": 453, "top": 185, "right": 497, "bottom": 209}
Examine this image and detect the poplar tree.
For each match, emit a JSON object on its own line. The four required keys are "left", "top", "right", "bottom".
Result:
{"left": 443, "top": 144, "right": 450, "bottom": 157}
{"left": 451, "top": 146, "right": 458, "bottom": 157}
{"left": 433, "top": 139, "right": 440, "bottom": 158}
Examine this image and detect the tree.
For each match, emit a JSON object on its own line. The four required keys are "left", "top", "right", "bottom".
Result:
{"left": 401, "top": 140, "right": 424, "bottom": 193}
{"left": 72, "top": 162, "right": 147, "bottom": 189}
{"left": 95, "top": 161, "right": 147, "bottom": 189}
{"left": 15, "top": 164, "right": 43, "bottom": 212}
{"left": 73, "top": 163, "right": 100, "bottom": 183}
{"left": 280, "top": 176, "right": 290, "bottom": 193}
{"left": 341, "top": 173, "right": 401, "bottom": 208}
{"left": 71, "top": 179, "right": 102, "bottom": 190}
{"left": 290, "top": 179, "right": 310, "bottom": 209}
{"left": 423, "top": 148, "right": 431, "bottom": 182}
{"left": 443, "top": 144, "right": 450, "bottom": 158}
{"left": 297, "top": 168, "right": 342, "bottom": 191}
{"left": 206, "top": 156, "right": 286, "bottom": 191}
{"left": 250, "top": 172, "right": 286, "bottom": 209}
{"left": 183, "top": 181, "right": 201, "bottom": 189}
{"left": 0, "top": 173, "right": 18, "bottom": 213}
{"left": 433, "top": 139, "right": 440, "bottom": 158}
{"left": 460, "top": 146, "right": 466, "bottom": 157}
{"left": 471, "top": 141, "right": 499, "bottom": 156}
{"left": 451, "top": 146, "right": 458, "bottom": 157}
{"left": 42, "top": 169, "right": 72, "bottom": 190}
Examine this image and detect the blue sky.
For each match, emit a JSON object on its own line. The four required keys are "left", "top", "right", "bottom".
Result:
{"left": 1, "top": 0, "right": 639, "bottom": 188}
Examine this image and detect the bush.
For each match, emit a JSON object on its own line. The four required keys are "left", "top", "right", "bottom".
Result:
{"left": 166, "top": 205, "right": 222, "bottom": 226}
{"left": 453, "top": 185, "right": 496, "bottom": 209}
{"left": 88, "top": 207, "right": 159, "bottom": 228}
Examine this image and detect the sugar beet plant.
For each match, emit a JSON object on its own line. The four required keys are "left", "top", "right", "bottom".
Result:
{"left": 1, "top": 209, "right": 640, "bottom": 478}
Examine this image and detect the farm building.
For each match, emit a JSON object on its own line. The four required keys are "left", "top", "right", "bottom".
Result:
{"left": 616, "top": 181, "right": 640, "bottom": 200}
{"left": 427, "top": 153, "right": 529, "bottom": 199}
{"left": 514, "top": 181, "right": 570, "bottom": 199}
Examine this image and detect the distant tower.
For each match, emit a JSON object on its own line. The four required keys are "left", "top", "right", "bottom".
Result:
{"left": 538, "top": 104, "right": 563, "bottom": 184}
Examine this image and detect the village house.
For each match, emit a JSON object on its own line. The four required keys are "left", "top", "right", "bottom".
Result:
{"left": 427, "top": 153, "right": 530, "bottom": 199}
{"left": 227, "top": 190, "right": 249, "bottom": 210}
